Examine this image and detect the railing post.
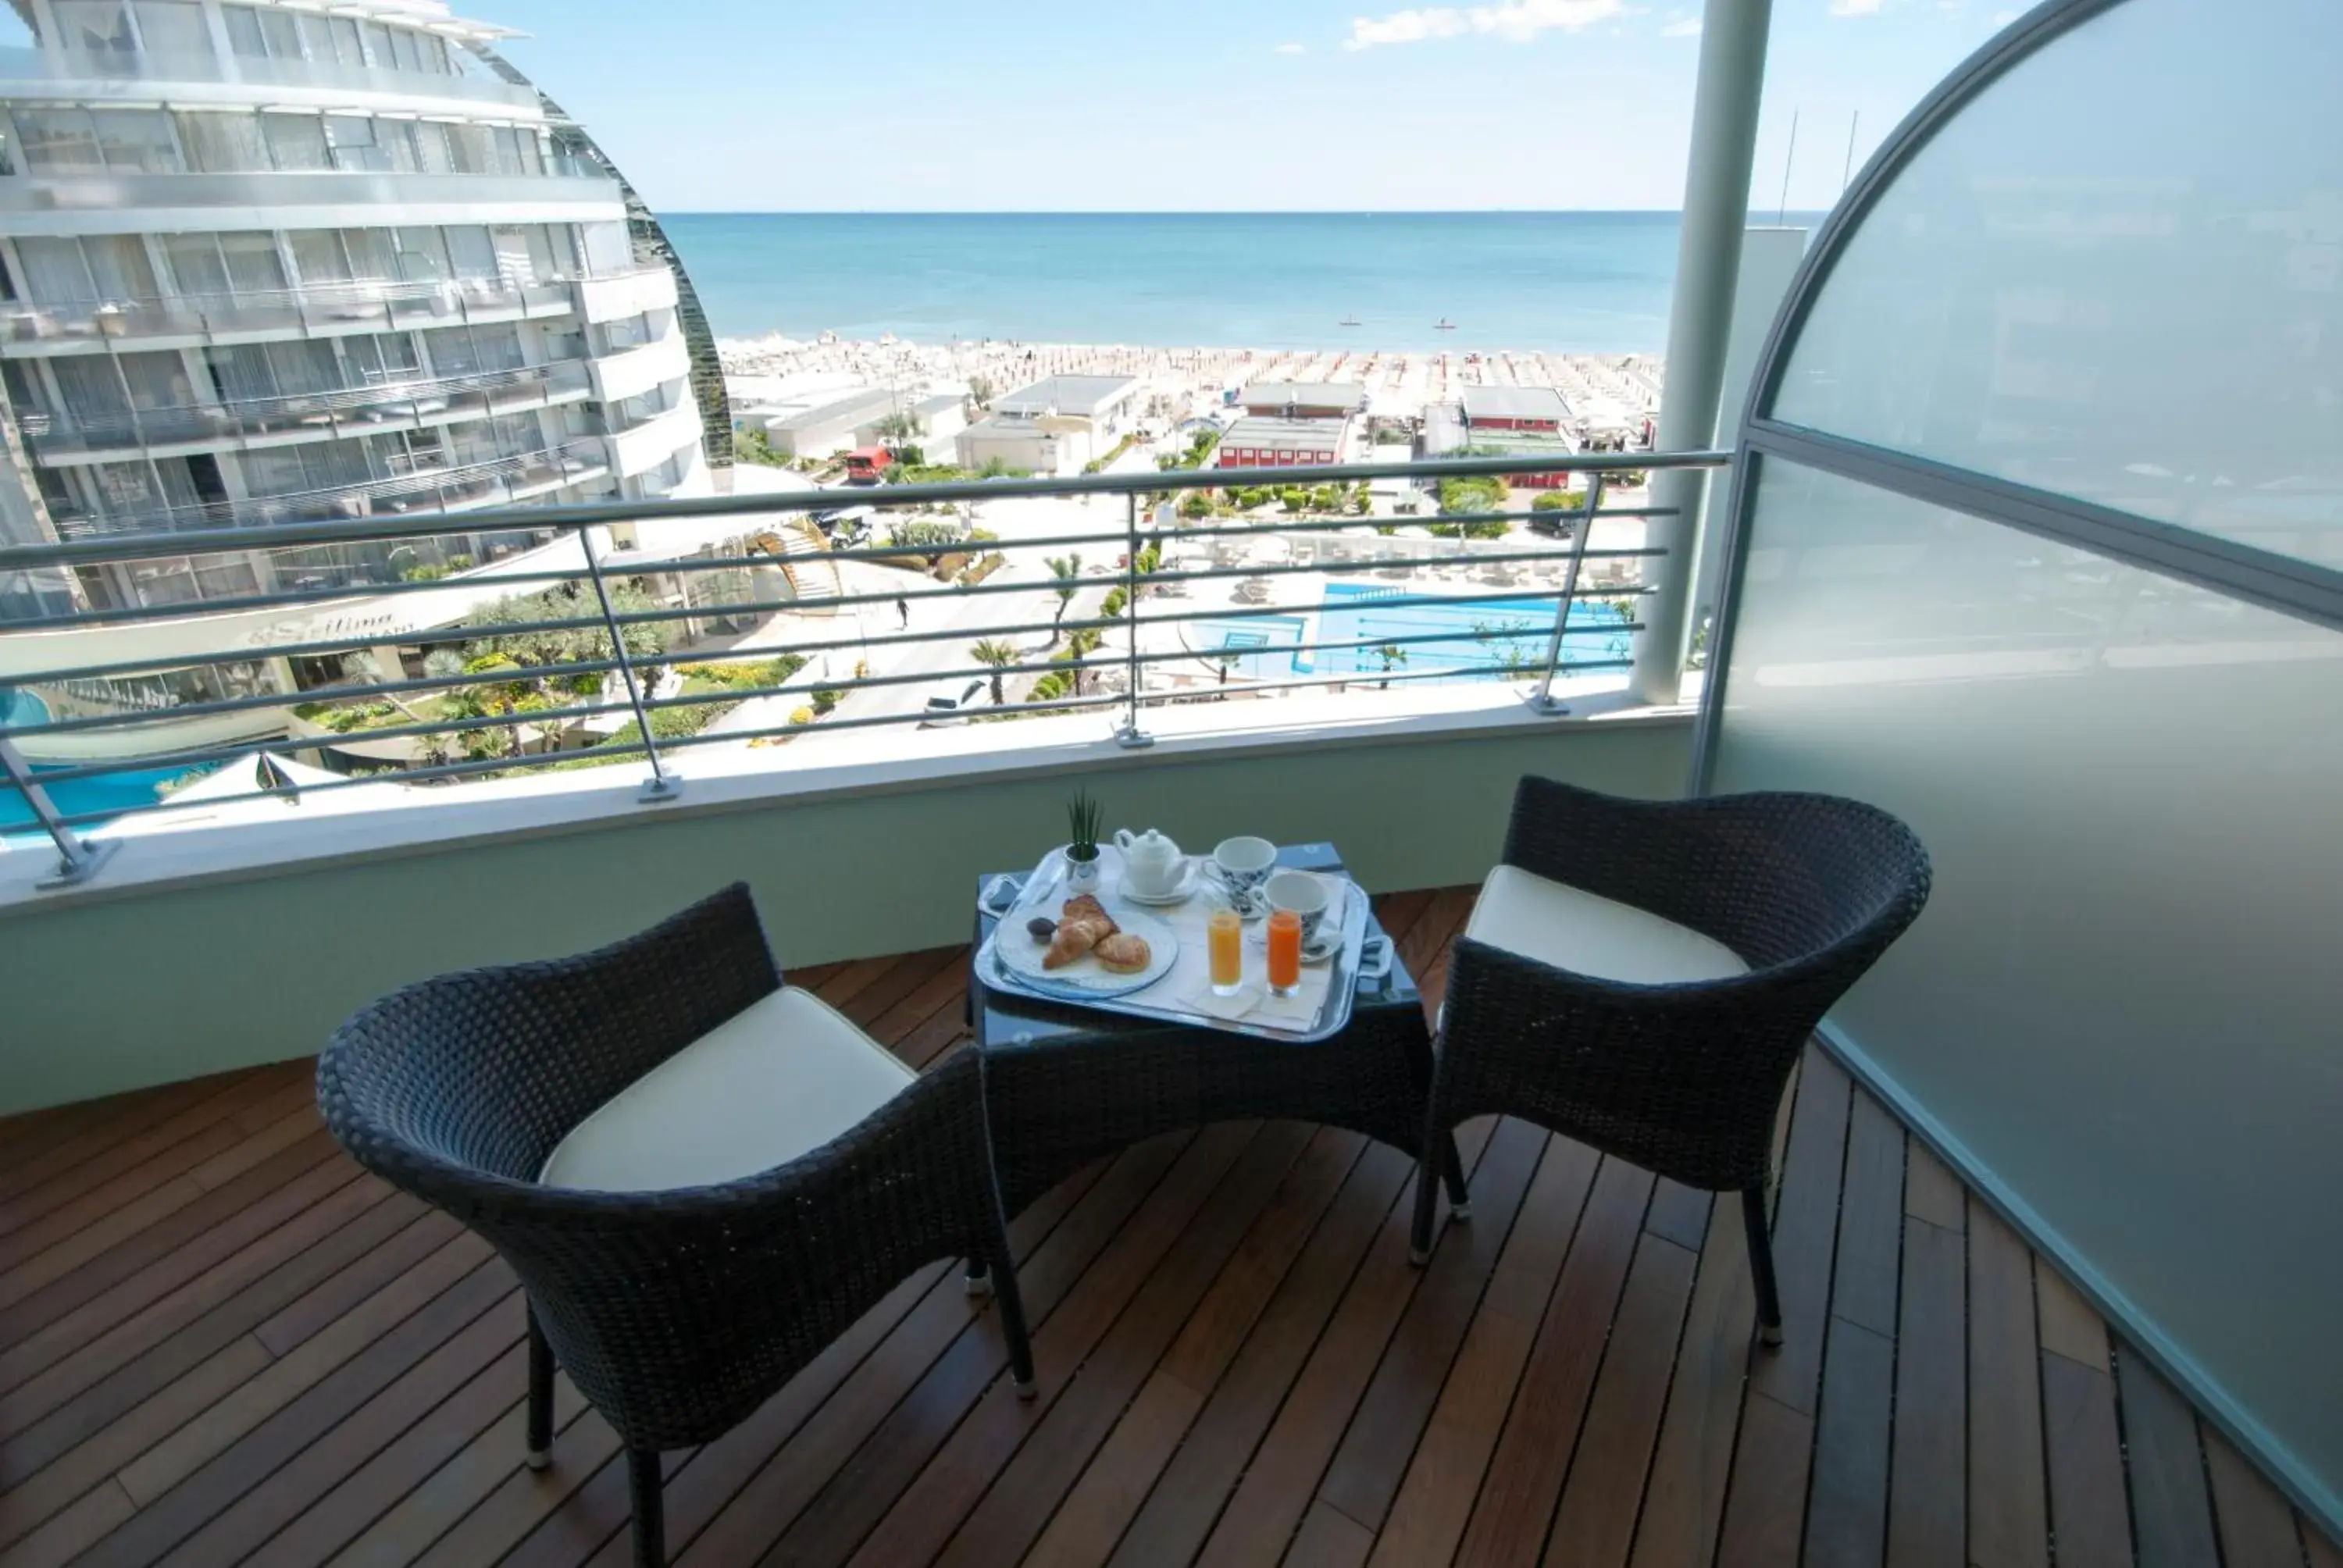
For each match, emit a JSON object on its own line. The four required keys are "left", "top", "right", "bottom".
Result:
{"left": 578, "top": 525, "right": 680, "bottom": 803}
{"left": 1531, "top": 472, "right": 1606, "bottom": 715}
{"left": 0, "top": 733, "right": 119, "bottom": 889}
{"left": 1114, "top": 490, "right": 1153, "bottom": 750}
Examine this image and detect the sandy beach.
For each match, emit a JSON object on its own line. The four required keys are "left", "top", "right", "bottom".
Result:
{"left": 717, "top": 335, "right": 1663, "bottom": 446}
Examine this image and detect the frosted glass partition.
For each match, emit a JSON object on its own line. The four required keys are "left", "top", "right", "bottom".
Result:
{"left": 1713, "top": 457, "right": 2343, "bottom": 1518}
{"left": 1773, "top": 0, "right": 2343, "bottom": 572}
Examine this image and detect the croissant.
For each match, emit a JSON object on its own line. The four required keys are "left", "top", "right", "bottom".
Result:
{"left": 1044, "top": 915, "right": 1114, "bottom": 969}
{"left": 1061, "top": 895, "right": 1118, "bottom": 935}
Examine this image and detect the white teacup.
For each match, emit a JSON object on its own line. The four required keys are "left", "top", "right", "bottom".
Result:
{"left": 1266, "top": 870, "right": 1333, "bottom": 947}
{"left": 1211, "top": 836, "right": 1278, "bottom": 913}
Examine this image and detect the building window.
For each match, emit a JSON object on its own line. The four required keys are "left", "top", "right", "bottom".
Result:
{"left": 50, "top": 1, "right": 135, "bottom": 55}
{"left": 324, "top": 116, "right": 386, "bottom": 172}
{"left": 12, "top": 109, "right": 105, "bottom": 173}
{"left": 131, "top": 2, "right": 209, "bottom": 56}
{"left": 261, "top": 112, "right": 333, "bottom": 171}
{"left": 92, "top": 109, "right": 182, "bottom": 173}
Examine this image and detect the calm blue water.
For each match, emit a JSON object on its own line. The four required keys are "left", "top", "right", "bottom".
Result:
{"left": 1199, "top": 587, "right": 1632, "bottom": 682}
{"left": 0, "top": 690, "right": 201, "bottom": 839}
{"left": 660, "top": 212, "right": 1691, "bottom": 353}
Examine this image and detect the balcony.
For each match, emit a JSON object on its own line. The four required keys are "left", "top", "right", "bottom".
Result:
{"left": 0, "top": 45, "right": 545, "bottom": 115}
{"left": 45, "top": 441, "right": 611, "bottom": 541}
{"left": 20, "top": 362, "right": 595, "bottom": 462}
{"left": 0, "top": 909, "right": 2327, "bottom": 1568}
{"left": 0, "top": 273, "right": 633, "bottom": 356}
{"left": 0, "top": 172, "right": 622, "bottom": 238}
{"left": 0, "top": 0, "right": 2338, "bottom": 1559}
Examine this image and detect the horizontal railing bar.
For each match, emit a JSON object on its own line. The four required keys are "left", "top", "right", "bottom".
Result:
{"left": 647, "top": 657, "right": 1632, "bottom": 756}
{"left": 20, "top": 694, "right": 650, "bottom": 784}
{"left": 25, "top": 653, "right": 1639, "bottom": 827}
{"left": 15, "top": 612, "right": 1646, "bottom": 781}
{"left": 7, "top": 548, "right": 1664, "bottom": 687}
{"left": 0, "top": 450, "right": 1729, "bottom": 572}
{"left": 1147, "top": 504, "right": 1678, "bottom": 541}
{"left": 637, "top": 623, "right": 1646, "bottom": 714}
{"left": 0, "top": 562, "right": 597, "bottom": 633}
{"left": 0, "top": 493, "right": 1674, "bottom": 631}
{"left": 4, "top": 560, "right": 1649, "bottom": 693}
{"left": 6, "top": 653, "right": 630, "bottom": 739}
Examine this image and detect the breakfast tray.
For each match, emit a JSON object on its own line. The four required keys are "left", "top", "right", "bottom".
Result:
{"left": 975, "top": 853, "right": 1390, "bottom": 1045}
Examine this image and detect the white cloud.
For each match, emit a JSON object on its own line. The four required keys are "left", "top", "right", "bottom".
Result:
{"left": 1828, "top": 0, "right": 1883, "bottom": 13}
{"left": 1274, "top": 41, "right": 1307, "bottom": 53}
{"left": 1660, "top": 16, "right": 1702, "bottom": 35}
{"left": 1343, "top": 0, "right": 1625, "bottom": 51}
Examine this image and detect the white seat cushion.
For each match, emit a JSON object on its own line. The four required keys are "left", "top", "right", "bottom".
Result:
{"left": 539, "top": 986, "right": 915, "bottom": 1192}
{"left": 1464, "top": 864, "right": 1748, "bottom": 985}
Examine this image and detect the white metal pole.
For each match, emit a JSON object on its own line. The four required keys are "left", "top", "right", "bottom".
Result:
{"left": 1629, "top": 0, "right": 1776, "bottom": 707}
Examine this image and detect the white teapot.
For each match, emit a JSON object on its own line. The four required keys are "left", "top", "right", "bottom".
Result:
{"left": 1113, "top": 827, "right": 1186, "bottom": 899}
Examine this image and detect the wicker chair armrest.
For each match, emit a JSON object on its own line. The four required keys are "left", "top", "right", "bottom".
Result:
{"left": 319, "top": 883, "right": 781, "bottom": 1185}
{"left": 459, "top": 1049, "right": 1007, "bottom": 1449}
{"left": 1435, "top": 936, "right": 1827, "bottom": 1188}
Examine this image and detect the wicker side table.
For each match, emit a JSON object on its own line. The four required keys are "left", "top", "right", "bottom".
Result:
{"left": 970, "top": 843, "right": 1468, "bottom": 1221}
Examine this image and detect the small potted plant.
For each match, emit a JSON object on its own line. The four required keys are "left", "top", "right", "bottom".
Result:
{"left": 1063, "top": 787, "right": 1104, "bottom": 894}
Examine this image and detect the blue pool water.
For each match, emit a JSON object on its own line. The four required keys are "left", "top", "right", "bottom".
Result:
{"left": 1194, "top": 586, "right": 1632, "bottom": 684}
{"left": 1, "top": 689, "right": 201, "bottom": 839}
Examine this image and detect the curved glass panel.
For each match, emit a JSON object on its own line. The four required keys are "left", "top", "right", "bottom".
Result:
{"left": 1772, "top": 0, "right": 2343, "bottom": 571}
{"left": 1717, "top": 455, "right": 2343, "bottom": 1511}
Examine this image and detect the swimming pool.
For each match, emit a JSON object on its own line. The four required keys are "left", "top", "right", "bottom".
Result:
{"left": 1191, "top": 586, "right": 1633, "bottom": 685}
{"left": 2, "top": 689, "right": 201, "bottom": 840}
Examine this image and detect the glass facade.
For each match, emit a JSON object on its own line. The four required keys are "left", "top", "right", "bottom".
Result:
{"left": 1714, "top": 0, "right": 2343, "bottom": 1528}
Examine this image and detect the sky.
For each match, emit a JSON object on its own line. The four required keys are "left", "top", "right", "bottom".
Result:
{"left": 468, "top": 0, "right": 2020, "bottom": 213}
{"left": 2, "top": 0, "right": 2022, "bottom": 212}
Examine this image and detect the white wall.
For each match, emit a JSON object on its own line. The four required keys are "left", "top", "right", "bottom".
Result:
{"left": 0, "top": 715, "right": 1690, "bottom": 1114}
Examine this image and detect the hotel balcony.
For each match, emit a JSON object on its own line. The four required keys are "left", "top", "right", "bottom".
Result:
{"left": 0, "top": 271, "right": 665, "bottom": 358}
{"left": 19, "top": 362, "right": 595, "bottom": 463}
{"left": 0, "top": 171, "right": 622, "bottom": 240}
{"left": 0, "top": 2, "right": 2337, "bottom": 1564}
{"left": 44, "top": 440, "right": 610, "bottom": 541}
{"left": 0, "top": 45, "right": 546, "bottom": 116}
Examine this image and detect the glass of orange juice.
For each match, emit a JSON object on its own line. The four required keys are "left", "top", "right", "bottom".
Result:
{"left": 1207, "top": 908, "right": 1243, "bottom": 996}
{"left": 1266, "top": 909, "right": 1303, "bottom": 997}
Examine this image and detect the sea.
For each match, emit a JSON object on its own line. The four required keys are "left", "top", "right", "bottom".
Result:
{"left": 658, "top": 212, "right": 1706, "bottom": 355}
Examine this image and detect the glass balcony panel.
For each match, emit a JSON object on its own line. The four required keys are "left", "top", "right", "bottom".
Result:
{"left": 1771, "top": 0, "right": 2343, "bottom": 572}
{"left": 1714, "top": 451, "right": 2343, "bottom": 1534}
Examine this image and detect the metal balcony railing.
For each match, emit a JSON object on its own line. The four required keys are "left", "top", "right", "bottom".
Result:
{"left": 0, "top": 269, "right": 654, "bottom": 347}
{"left": 20, "top": 361, "right": 595, "bottom": 457}
{"left": 0, "top": 450, "right": 1728, "bottom": 888}
{"left": 0, "top": 45, "right": 545, "bottom": 111}
{"left": 47, "top": 441, "right": 612, "bottom": 539}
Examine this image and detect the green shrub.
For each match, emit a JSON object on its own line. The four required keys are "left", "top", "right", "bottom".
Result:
{"left": 1178, "top": 492, "right": 1212, "bottom": 519}
{"left": 811, "top": 686, "right": 840, "bottom": 715}
{"left": 1100, "top": 586, "right": 1128, "bottom": 618}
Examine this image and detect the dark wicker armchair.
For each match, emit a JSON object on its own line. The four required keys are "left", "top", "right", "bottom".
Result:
{"left": 1414, "top": 779, "right": 1930, "bottom": 1345}
{"left": 316, "top": 885, "right": 1033, "bottom": 1567}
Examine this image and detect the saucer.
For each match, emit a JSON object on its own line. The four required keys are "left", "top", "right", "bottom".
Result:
{"left": 1119, "top": 857, "right": 1204, "bottom": 906}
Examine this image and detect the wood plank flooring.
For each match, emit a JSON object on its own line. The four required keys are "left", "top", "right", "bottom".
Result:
{"left": 1, "top": 889, "right": 2335, "bottom": 1566}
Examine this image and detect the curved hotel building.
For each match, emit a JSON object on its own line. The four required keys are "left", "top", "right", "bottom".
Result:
{"left": 0, "top": 0, "right": 724, "bottom": 758}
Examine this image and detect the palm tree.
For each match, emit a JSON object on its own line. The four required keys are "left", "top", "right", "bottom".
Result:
{"left": 969, "top": 639, "right": 1018, "bottom": 706}
{"left": 1044, "top": 553, "right": 1082, "bottom": 643}
{"left": 1375, "top": 643, "right": 1408, "bottom": 690}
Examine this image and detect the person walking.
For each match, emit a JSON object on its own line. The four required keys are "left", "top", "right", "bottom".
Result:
{"left": 896, "top": 595, "right": 911, "bottom": 629}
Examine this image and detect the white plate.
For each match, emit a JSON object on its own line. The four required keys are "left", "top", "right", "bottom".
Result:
{"left": 992, "top": 893, "right": 1179, "bottom": 998}
{"left": 1119, "top": 857, "right": 1205, "bottom": 906}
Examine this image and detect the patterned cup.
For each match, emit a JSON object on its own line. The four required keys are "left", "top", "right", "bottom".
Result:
{"left": 1211, "top": 836, "right": 1278, "bottom": 916}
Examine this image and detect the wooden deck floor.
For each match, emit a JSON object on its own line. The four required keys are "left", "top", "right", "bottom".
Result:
{"left": 2, "top": 887, "right": 2334, "bottom": 1568}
